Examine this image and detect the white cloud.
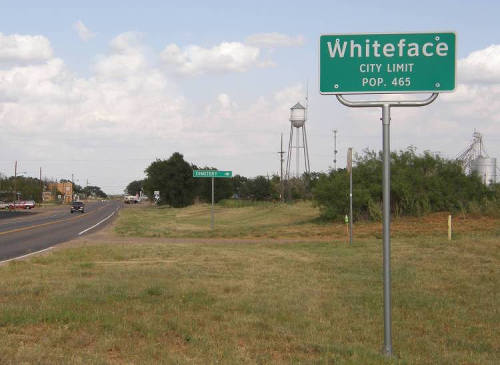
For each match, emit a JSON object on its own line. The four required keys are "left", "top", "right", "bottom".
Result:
{"left": 0, "top": 33, "right": 52, "bottom": 64}
{"left": 0, "top": 32, "right": 186, "bottom": 141}
{"left": 160, "top": 41, "right": 264, "bottom": 75}
{"left": 245, "top": 32, "right": 305, "bottom": 48}
{"left": 94, "top": 32, "right": 147, "bottom": 78}
{"left": 459, "top": 44, "right": 500, "bottom": 83}
{"left": 2, "top": 32, "right": 500, "bottom": 193}
{"left": 73, "top": 20, "right": 96, "bottom": 42}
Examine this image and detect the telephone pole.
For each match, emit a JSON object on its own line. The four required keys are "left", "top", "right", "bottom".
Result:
{"left": 278, "top": 133, "right": 285, "bottom": 202}
{"left": 40, "top": 167, "right": 43, "bottom": 205}
{"left": 13, "top": 161, "right": 17, "bottom": 210}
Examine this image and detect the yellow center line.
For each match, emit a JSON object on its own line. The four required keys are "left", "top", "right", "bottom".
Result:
{"left": 0, "top": 204, "right": 110, "bottom": 237}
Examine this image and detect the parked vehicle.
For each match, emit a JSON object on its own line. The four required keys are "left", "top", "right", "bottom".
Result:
{"left": 124, "top": 195, "right": 139, "bottom": 204}
{"left": 9, "top": 200, "right": 36, "bottom": 209}
{"left": 0, "top": 201, "right": 10, "bottom": 209}
{"left": 70, "top": 201, "right": 85, "bottom": 213}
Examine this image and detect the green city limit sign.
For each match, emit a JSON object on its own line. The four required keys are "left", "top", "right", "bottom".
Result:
{"left": 320, "top": 32, "right": 456, "bottom": 94}
{"left": 193, "top": 170, "right": 232, "bottom": 178}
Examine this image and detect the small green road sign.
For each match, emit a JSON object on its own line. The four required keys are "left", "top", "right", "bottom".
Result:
{"left": 320, "top": 32, "right": 456, "bottom": 94}
{"left": 193, "top": 170, "right": 233, "bottom": 178}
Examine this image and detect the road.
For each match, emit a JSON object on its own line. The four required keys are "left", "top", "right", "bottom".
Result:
{"left": 0, "top": 200, "right": 122, "bottom": 262}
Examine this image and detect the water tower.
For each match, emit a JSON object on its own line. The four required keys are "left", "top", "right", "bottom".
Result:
{"left": 285, "top": 102, "right": 310, "bottom": 179}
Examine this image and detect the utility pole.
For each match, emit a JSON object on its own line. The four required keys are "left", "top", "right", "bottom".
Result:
{"left": 333, "top": 129, "right": 338, "bottom": 171}
{"left": 40, "top": 167, "right": 43, "bottom": 206}
{"left": 13, "top": 160, "right": 17, "bottom": 210}
{"left": 278, "top": 133, "right": 285, "bottom": 202}
{"left": 348, "top": 148, "right": 353, "bottom": 245}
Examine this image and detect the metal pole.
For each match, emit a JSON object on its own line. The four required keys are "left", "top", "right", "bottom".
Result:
{"left": 211, "top": 177, "right": 214, "bottom": 229}
{"left": 40, "top": 167, "right": 43, "bottom": 206}
{"left": 280, "top": 133, "right": 284, "bottom": 202}
{"left": 296, "top": 127, "right": 300, "bottom": 177}
{"left": 349, "top": 164, "right": 353, "bottom": 245}
{"left": 334, "top": 129, "right": 338, "bottom": 171}
{"left": 303, "top": 125, "right": 311, "bottom": 174}
{"left": 13, "top": 160, "right": 17, "bottom": 210}
{"left": 285, "top": 124, "right": 293, "bottom": 180}
{"left": 336, "top": 93, "right": 438, "bottom": 358}
{"left": 382, "top": 104, "right": 392, "bottom": 356}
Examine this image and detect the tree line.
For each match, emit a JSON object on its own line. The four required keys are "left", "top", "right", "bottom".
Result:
{"left": 0, "top": 174, "right": 107, "bottom": 202}
{"left": 125, "top": 152, "right": 298, "bottom": 207}
{"left": 126, "top": 149, "right": 500, "bottom": 220}
{"left": 313, "top": 147, "right": 499, "bottom": 220}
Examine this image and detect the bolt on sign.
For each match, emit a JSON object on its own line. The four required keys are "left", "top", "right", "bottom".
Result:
{"left": 320, "top": 32, "right": 456, "bottom": 94}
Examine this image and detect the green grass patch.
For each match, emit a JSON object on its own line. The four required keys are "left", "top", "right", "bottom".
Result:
{"left": 115, "top": 202, "right": 500, "bottom": 241}
{"left": 0, "top": 234, "right": 498, "bottom": 363}
{"left": 115, "top": 201, "right": 320, "bottom": 239}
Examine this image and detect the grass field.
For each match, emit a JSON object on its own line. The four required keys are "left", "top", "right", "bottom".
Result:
{"left": 0, "top": 202, "right": 498, "bottom": 364}
{"left": 115, "top": 201, "right": 500, "bottom": 240}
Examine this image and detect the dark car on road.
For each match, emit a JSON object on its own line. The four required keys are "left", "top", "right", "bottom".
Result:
{"left": 70, "top": 201, "right": 85, "bottom": 213}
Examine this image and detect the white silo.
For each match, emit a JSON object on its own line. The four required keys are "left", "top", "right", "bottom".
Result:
{"left": 457, "top": 131, "right": 497, "bottom": 185}
{"left": 471, "top": 157, "right": 497, "bottom": 185}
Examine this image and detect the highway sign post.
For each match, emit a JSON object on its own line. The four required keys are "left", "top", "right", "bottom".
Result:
{"left": 193, "top": 170, "right": 233, "bottom": 229}
{"left": 320, "top": 32, "right": 455, "bottom": 357}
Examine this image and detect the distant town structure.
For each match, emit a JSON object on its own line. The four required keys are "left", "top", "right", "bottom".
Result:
{"left": 456, "top": 130, "right": 497, "bottom": 185}
{"left": 285, "top": 102, "right": 310, "bottom": 179}
{"left": 46, "top": 182, "right": 73, "bottom": 203}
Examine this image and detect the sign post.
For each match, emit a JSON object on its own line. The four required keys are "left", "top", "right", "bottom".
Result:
{"left": 320, "top": 32, "right": 455, "bottom": 356}
{"left": 193, "top": 170, "right": 233, "bottom": 229}
{"left": 347, "top": 147, "right": 353, "bottom": 245}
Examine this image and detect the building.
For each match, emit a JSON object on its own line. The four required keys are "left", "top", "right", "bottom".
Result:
{"left": 46, "top": 182, "right": 73, "bottom": 203}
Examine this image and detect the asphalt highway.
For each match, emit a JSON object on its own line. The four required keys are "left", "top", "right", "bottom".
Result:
{"left": 0, "top": 200, "right": 122, "bottom": 262}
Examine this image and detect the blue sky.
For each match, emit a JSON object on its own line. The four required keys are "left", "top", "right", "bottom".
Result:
{"left": 1, "top": 1, "right": 499, "bottom": 193}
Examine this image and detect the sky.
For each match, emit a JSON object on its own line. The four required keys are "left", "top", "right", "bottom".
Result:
{"left": 1, "top": 0, "right": 499, "bottom": 194}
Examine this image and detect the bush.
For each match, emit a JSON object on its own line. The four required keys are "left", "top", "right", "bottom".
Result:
{"left": 313, "top": 147, "right": 494, "bottom": 221}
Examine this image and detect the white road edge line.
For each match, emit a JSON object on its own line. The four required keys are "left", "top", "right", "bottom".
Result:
{"left": 0, "top": 246, "right": 54, "bottom": 265}
{"left": 78, "top": 210, "right": 116, "bottom": 236}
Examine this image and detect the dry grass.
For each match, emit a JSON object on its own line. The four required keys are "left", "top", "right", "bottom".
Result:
{"left": 0, "top": 202, "right": 498, "bottom": 363}
{"left": 115, "top": 201, "right": 500, "bottom": 240}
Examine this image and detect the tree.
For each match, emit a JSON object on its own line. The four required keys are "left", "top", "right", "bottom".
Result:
{"left": 249, "top": 176, "right": 273, "bottom": 200}
{"left": 231, "top": 175, "right": 248, "bottom": 198}
{"left": 313, "top": 147, "right": 493, "bottom": 221}
{"left": 83, "top": 185, "right": 107, "bottom": 199}
{"left": 0, "top": 176, "right": 44, "bottom": 203}
{"left": 194, "top": 167, "right": 233, "bottom": 203}
{"left": 143, "top": 152, "right": 196, "bottom": 207}
{"left": 125, "top": 179, "right": 144, "bottom": 196}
